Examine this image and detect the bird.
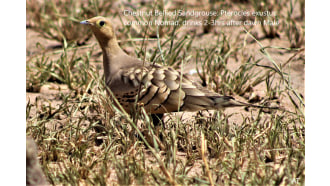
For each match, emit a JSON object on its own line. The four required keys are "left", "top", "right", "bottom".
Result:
{"left": 80, "top": 16, "right": 276, "bottom": 124}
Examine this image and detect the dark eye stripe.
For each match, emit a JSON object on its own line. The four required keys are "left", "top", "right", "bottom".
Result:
{"left": 99, "top": 21, "right": 105, "bottom": 26}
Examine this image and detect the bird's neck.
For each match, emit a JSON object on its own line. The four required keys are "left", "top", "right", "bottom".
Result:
{"left": 101, "top": 38, "right": 126, "bottom": 85}
{"left": 100, "top": 38, "right": 125, "bottom": 57}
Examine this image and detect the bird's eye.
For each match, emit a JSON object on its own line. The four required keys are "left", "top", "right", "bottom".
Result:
{"left": 99, "top": 21, "right": 105, "bottom": 26}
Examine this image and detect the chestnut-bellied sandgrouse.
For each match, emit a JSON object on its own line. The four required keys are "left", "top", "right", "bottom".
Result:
{"left": 80, "top": 16, "right": 276, "bottom": 123}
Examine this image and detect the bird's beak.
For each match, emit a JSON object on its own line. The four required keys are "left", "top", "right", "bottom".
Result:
{"left": 80, "top": 20, "right": 92, "bottom": 25}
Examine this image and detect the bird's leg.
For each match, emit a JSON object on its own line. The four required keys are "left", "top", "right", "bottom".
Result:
{"left": 150, "top": 113, "right": 165, "bottom": 148}
{"left": 151, "top": 113, "right": 164, "bottom": 128}
{"left": 151, "top": 113, "right": 164, "bottom": 141}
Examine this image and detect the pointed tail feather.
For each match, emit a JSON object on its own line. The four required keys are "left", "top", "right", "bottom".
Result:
{"left": 214, "top": 96, "right": 279, "bottom": 109}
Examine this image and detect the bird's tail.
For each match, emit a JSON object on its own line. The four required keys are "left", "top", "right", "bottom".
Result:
{"left": 213, "top": 96, "right": 279, "bottom": 109}
{"left": 181, "top": 95, "right": 279, "bottom": 111}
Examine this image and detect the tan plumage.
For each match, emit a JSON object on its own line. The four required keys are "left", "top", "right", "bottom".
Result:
{"left": 80, "top": 16, "right": 272, "bottom": 114}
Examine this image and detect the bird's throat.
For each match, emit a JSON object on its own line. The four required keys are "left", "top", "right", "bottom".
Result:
{"left": 101, "top": 39, "right": 126, "bottom": 86}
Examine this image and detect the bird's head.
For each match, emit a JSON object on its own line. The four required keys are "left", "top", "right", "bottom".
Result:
{"left": 80, "top": 16, "right": 116, "bottom": 46}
